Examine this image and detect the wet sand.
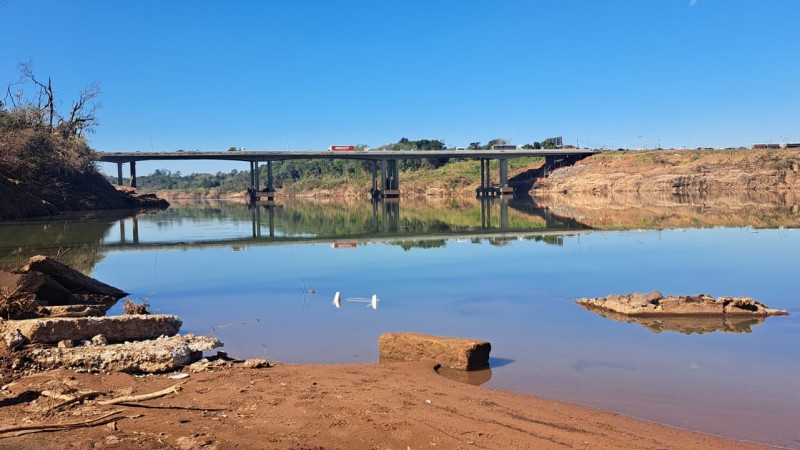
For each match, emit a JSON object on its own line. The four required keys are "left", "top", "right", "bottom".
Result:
{"left": 0, "top": 361, "right": 771, "bottom": 449}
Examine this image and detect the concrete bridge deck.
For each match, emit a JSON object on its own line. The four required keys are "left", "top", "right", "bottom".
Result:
{"left": 96, "top": 149, "right": 597, "bottom": 199}
{"left": 96, "top": 149, "right": 597, "bottom": 163}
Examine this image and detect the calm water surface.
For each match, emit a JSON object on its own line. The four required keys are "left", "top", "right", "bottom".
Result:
{"left": 1, "top": 197, "right": 798, "bottom": 448}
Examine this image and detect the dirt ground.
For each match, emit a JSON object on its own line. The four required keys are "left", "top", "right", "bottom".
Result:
{"left": 0, "top": 361, "right": 769, "bottom": 450}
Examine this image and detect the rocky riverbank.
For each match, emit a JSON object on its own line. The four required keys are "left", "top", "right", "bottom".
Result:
{"left": 534, "top": 149, "right": 800, "bottom": 194}
{"left": 0, "top": 171, "right": 169, "bottom": 221}
{"left": 0, "top": 128, "right": 169, "bottom": 221}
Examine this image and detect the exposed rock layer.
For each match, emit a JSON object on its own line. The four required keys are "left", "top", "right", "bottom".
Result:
{"left": 534, "top": 149, "right": 800, "bottom": 194}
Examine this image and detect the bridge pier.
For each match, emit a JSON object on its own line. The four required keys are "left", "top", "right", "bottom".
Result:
{"left": 129, "top": 161, "right": 137, "bottom": 188}
{"left": 477, "top": 158, "right": 513, "bottom": 198}
{"left": 370, "top": 161, "right": 378, "bottom": 198}
{"left": 117, "top": 163, "right": 123, "bottom": 185}
{"left": 251, "top": 160, "right": 276, "bottom": 204}
{"left": 374, "top": 159, "right": 400, "bottom": 198}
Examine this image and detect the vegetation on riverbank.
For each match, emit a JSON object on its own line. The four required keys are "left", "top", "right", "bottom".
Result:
{"left": 0, "top": 65, "right": 167, "bottom": 220}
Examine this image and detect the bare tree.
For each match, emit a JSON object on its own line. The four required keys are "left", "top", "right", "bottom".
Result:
{"left": 18, "top": 62, "right": 54, "bottom": 129}
{"left": 4, "top": 62, "right": 101, "bottom": 138}
{"left": 58, "top": 82, "right": 101, "bottom": 138}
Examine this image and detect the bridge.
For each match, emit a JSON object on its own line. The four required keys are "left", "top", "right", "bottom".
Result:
{"left": 96, "top": 148, "right": 597, "bottom": 200}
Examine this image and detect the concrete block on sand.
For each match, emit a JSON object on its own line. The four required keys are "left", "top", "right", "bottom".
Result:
{"left": 1, "top": 314, "right": 182, "bottom": 344}
{"left": 379, "top": 332, "right": 491, "bottom": 371}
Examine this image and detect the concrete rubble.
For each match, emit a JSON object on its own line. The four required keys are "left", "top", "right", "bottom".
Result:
{"left": 378, "top": 332, "right": 491, "bottom": 371}
{"left": 576, "top": 291, "right": 789, "bottom": 317}
{"left": 0, "top": 314, "right": 182, "bottom": 344}
{"left": 2, "top": 255, "right": 224, "bottom": 376}
{"left": 1, "top": 255, "right": 128, "bottom": 320}
{"left": 25, "top": 334, "right": 222, "bottom": 373}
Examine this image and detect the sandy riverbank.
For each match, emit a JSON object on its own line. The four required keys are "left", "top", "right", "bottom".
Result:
{"left": 0, "top": 361, "right": 771, "bottom": 449}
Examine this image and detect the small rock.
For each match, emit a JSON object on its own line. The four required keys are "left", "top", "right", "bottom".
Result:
{"left": 4, "top": 329, "right": 26, "bottom": 350}
{"left": 57, "top": 339, "right": 74, "bottom": 348}
{"left": 91, "top": 334, "right": 108, "bottom": 346}
{"left": 242, "top": 358, "right": 269, "bottom": 369}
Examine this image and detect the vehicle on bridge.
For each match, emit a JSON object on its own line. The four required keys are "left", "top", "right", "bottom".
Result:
{"left": 491, "top": 144, "right": 518, "bottom": 150}
{"left": 328, "top": 145, "right": 356, "bottom": 152}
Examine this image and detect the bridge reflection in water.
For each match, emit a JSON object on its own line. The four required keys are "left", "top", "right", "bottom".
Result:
{"left": 111, "top": 197, "right": 591, "bottom": 251}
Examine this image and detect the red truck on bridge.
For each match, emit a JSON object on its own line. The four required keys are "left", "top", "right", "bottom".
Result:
{"left": 328, "top": 145, "right": 356, "bottom": 152}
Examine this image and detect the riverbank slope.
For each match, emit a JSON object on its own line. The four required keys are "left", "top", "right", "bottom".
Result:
{"left": 0, "top": 129, "right": 168, "bottom": 220}
{"left": 534, "top": 149, "right": 800, "bottom": 194}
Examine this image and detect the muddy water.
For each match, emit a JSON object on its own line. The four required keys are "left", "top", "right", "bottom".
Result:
{"left": 1, "top": 195, "right": 798, "bottom": 448}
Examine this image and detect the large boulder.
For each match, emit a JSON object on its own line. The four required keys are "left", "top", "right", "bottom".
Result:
{"left": 576, "top": 291, "right": 788, "bottom": 317}
{"left": 1, "top": 314, "right": 182, "bottom": 344}
{"left": 378, "top": 332, "right": 491, "bottom": 371}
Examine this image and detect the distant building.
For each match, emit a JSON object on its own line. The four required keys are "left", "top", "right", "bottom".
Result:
{"left": 543, "top": 137, "right": 563, "bottom": 148}
{"left": 752, "top": 143, "right": 781, "bottom": 149}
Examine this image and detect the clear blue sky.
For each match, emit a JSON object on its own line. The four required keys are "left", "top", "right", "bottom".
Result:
{"left": 2, "top": 0, "right": 798, "bottom": 175}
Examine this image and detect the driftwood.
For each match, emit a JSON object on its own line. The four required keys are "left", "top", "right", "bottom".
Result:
{"left": 0, "top": 410, "right": 124, "bottom": 438}
{"left": 98, "top": 381, "right": 186, "bottom": 406}
{"left": 41, "top": 390, "right": 100, "bottom": 413}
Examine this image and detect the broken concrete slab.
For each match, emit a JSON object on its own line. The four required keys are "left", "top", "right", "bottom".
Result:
{"left": 378, "top": 332, "right": 491, "bottom": 371}
{"left": 1, "top": 314, "right": 182, "bottom": 345}
{"left": 0, "top": 270, "right": 74, "bottom": 306}
{"left": 576, "top": 292, "right": 788, "bottom": 317}
{"left": 20, "top": 255, "right": 128, "bottom": 299}
{"left": 40, "top": 304, "right": 113, "bottom": 318}
{"left": 25, "top": 334, "right": 222, "bottom": 373}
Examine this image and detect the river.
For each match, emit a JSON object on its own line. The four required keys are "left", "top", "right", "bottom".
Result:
{"left": 1, "top": 195, "right": 798, "bottom": 448}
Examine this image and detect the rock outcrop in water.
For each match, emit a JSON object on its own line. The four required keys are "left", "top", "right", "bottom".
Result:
{"left": 576, "top": 291, "right": 788, "bottom": 317}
